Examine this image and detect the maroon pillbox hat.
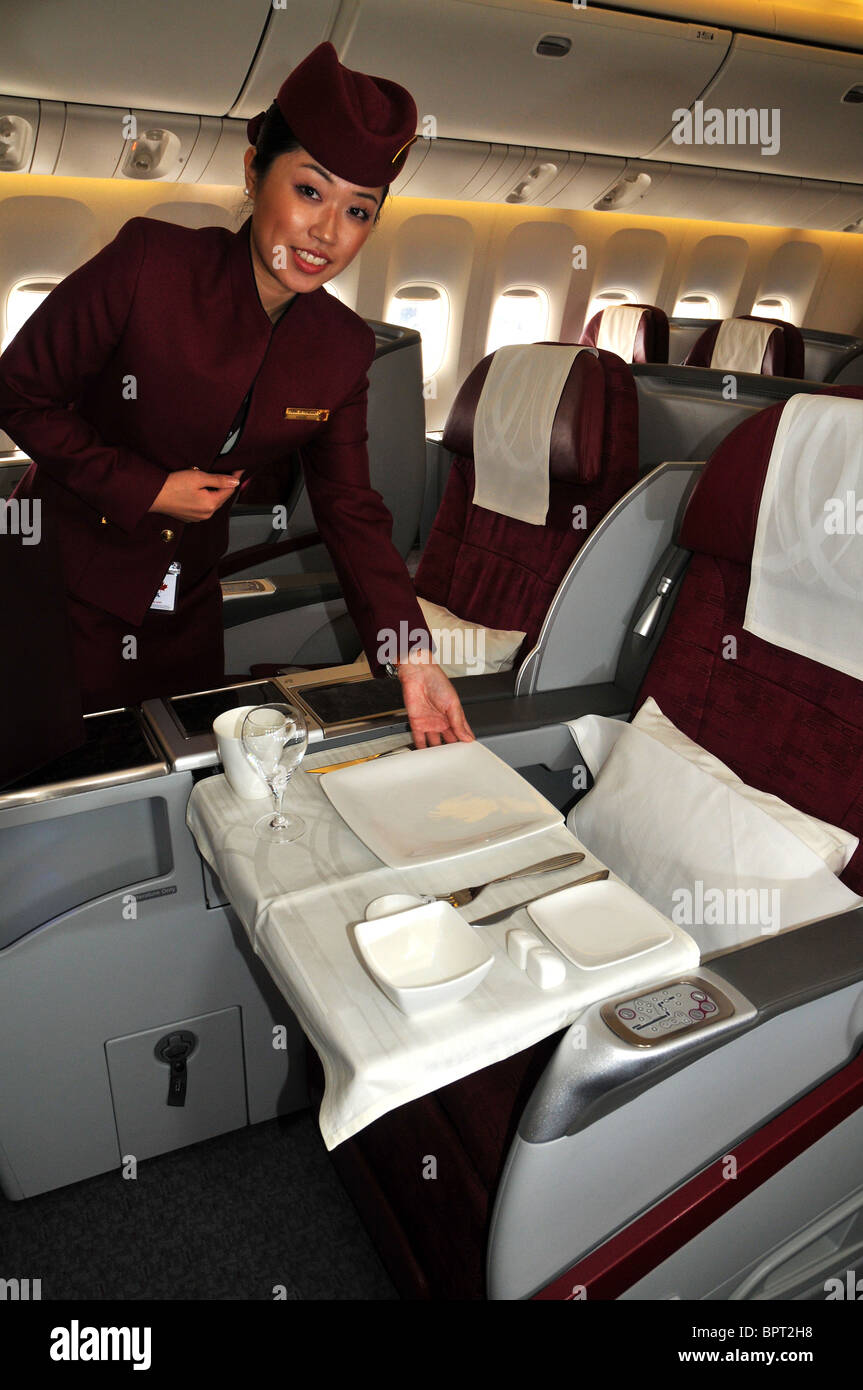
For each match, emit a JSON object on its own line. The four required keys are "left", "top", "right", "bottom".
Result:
{"left": 246, "top": 41, "right": 418, "bottom": 186}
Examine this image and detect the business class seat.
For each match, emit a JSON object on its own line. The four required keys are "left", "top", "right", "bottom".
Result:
{"left": 230, "top": 343, "right": 639, "bottom": 687}
{"left": 682, "top": 314, "right": 805, "bottom": 378}
{"left": 578, "top": 303, "right": 669, "bottom": 364}
{"left": 410, "top": 343, "right": 638, "bottom": 673}
{"left": 309, "top": 384, "right": 863, "bottom": 1300}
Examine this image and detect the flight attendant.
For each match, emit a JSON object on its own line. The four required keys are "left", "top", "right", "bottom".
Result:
{"left": 0, "top": 42, "right": 473, "bottom": 748}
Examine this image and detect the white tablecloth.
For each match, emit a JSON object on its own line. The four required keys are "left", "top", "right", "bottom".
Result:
{"left": 186, "top": 733, "right": 699, "bottom": 1148}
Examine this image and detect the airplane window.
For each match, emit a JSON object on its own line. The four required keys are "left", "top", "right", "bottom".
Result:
{"left": 584, "top": 287, "right": 636, "bottom": 326}
{"left": 386, "top": 284, "right": 450, "bottom": 379}
{"left": 486, "top": 287, "right": 550, "bottom": 355}
{"left": 2, "top": 279, "right": 59, "bottom": 351}
{"left": 672, "top": 291, "right": 719, "bottom": 318}
{"left": 750, "top": 296, "right": 792, "bottom": 321}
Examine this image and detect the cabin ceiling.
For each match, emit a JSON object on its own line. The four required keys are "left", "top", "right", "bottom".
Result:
{"left": 2, "top": 0, "right": 863, "bottom": 229}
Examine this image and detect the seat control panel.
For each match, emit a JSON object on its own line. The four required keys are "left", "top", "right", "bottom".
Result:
{"left": 601, "top": 977, "right": 736, "bottom": 1047}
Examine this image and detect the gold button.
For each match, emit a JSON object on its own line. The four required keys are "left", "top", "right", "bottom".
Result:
{"left": 160, "top": 528, "right": 175, "bottom": 543}
{"left": 100, "top": 516, "right": 108, "bottom": 526}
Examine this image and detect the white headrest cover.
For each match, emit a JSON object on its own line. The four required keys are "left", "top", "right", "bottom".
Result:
{"left": 596, "top": 304, "right": 645, "bottom": 362}
{"left": 710, "top": 318, "right": 775, "bottom": 374}
{"left": 744, "top": 393, "right": 863, "bottom": 679}
{"left": 472, "top": 344, "right": 591, "bottom": 525}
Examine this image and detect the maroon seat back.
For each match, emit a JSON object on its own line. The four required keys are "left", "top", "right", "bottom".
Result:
{"left": 683, "top": 314, "right": 805, "bottom": 377}
{"left": 414, "top": 347, "right": 638, "bottom": 661}
{"left": 636, "top": 384, "right": 863, "bottom": 895}
{"left": 579, "top": 303, "right": 669, "bottom": 363}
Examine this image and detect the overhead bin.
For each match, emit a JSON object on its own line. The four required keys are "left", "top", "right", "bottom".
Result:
{"left": 1, "top": 0, "right": 271, "bottom": 116}
{"left": 612, "top": 0, "right": 863, "bottom": 53}
{"left": 229, "top": 2, "right": 344, "bottom": 120}
{"left": 649, "top": 32, "right": 863, "bottom": 182}
{"left": 332, "top": 0, "right": 730, "bottom": 156}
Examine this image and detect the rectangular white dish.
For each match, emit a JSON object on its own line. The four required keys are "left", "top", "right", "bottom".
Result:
{"left": 527, "top": 878, "right": 677, "bottom": 969}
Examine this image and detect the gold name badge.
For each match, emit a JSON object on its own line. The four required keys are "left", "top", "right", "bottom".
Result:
{"left": 284, "top": 407, "right": 330, "bottom": 422}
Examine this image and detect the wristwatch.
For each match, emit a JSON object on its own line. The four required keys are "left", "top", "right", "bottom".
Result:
{"left": 383, "top": 661, "right": 400, "bottom": 679}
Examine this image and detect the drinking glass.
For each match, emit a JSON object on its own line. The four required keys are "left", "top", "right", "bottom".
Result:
{"left": 241, "top": 702, "right": 308, "bottom": 842}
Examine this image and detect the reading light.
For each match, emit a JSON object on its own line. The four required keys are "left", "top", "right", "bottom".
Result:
{"left": 119, "top": 127, "right": 181, "bottom": 180}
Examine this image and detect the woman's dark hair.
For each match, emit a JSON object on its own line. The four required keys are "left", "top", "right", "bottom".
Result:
{"left": 249, "top": 103, "right": 389, "bottom": 223}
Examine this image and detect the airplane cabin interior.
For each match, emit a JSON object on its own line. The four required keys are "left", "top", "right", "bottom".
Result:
{"left": 1, "top": 0, "right": 862, "bottom": 1328}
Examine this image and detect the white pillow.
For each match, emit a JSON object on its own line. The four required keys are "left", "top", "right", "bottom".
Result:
{"left": 567, "top": 703, "right": 861, "bottom": 955}
{"left": 571, "top": 697, "right": 858, "bottom": 875}
{"left": 415, "top": 598, "right": 526, "bottom": 678}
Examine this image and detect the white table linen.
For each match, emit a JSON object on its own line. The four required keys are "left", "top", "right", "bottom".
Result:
{"left": 186, "top": 733, "right": 699, "bottom": 1148}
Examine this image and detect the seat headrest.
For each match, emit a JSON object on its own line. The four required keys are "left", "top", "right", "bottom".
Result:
{"left": 579, "top": 303, "right": 669, "bottom": 364}
{"left": 442, "top": 344, "right": 607, "bottom": 484}
{"left": 679, "top": 385, "right": 863, "bottom": 564}
{"left": 684, "top": 315, "right": 805, "bottom": 378}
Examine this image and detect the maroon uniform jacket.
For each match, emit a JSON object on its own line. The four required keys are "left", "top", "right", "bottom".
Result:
{"left": 0, "top": 214, "right": 428, "bottom": 703}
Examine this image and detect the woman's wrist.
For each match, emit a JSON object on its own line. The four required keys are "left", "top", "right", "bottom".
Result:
{"left": 396, "top": 647, "right": 434, "bottom": 675}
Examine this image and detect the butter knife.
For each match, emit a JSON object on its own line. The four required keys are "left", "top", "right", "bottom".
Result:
{"left": 468, "top": 868, "right": 610, "bottom": 926}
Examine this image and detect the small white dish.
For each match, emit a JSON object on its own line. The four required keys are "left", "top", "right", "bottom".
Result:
{"left": 365, "top": 893, "right": 430, "bottom": 920}
{"left": 527, "top": 878, "right": 674, "bottom": 969}
{"left": 354, "top": 900, "right": 494, "bottom": 1015}
{"left": 321, "top": 741, "right": 562, "bottom": 868}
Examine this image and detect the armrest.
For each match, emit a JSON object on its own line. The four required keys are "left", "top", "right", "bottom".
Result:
{"left": 221, "top": 572, "right": 341, "bottom": 629}
{"left": 457, "top": 681, "right": 630, "bottom": 736}
{"left": 520, "top": 907, "right": 863, "bottom": 1145}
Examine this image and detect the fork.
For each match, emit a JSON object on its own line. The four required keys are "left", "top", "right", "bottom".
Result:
{"left": 434, "top": 850, "right": 585, "bottom": 908}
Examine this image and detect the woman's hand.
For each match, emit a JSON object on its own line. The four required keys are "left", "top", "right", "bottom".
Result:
{"left": 148, "top": 468, "right": 244, "bottom": 523}
{"left": 397, "top": 650, "right": 475, "bottom": 748}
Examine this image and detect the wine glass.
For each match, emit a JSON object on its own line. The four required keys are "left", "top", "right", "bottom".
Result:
{"left": 241, "top": 702, "right": 308, "bottom": 842}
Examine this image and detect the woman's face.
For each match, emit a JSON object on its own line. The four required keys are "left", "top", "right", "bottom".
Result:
{"left": 243, "top": 146, "right": 383, "bottom": 314}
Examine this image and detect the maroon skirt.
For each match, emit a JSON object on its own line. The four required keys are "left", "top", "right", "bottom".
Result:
{"left": 67, "top": 565, "right": 225, "bottom": 714}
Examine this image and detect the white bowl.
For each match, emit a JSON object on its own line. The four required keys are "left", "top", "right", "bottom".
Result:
{"left": 354, "top": 901, "right": 494, "bottom": 1015}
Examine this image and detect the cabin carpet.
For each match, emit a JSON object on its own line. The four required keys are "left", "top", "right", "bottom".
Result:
{"left": 0, "top": 1110, "right": 397, "bottom": 1300}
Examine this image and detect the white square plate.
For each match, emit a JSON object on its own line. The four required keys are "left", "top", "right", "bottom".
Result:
{"left": 527, "top": 879, "right": 675, "bottom": 969}
{"left": 320, "top": 741, "right": 563, "bottom": 868}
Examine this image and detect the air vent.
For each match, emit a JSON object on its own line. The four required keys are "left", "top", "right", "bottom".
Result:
{"left": 593, "top": 172, "right": 652, "bottom": 211}
{"left": 535, "top": 35, "right": 571, "bottom": 58}
{"left": 0, "top": 114, "right": 34, "bottom": 173}
{"left": 505, "top": 161, "right": 560, "bottom": 204}
{"left": 842, "top": 86, "right": 863, "bottom": 103}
